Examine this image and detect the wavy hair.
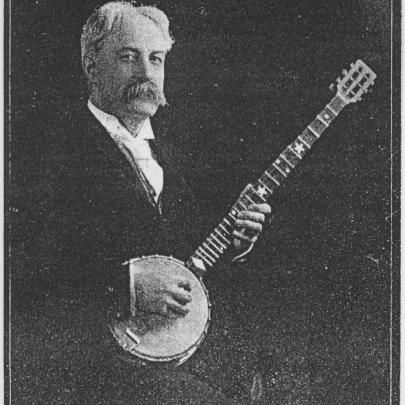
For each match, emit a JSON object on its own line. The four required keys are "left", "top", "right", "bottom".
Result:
{"left": 81, "top": 1, "right": 174, "bottom": 69}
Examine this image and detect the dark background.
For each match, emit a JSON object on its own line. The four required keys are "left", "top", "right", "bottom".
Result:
{"left": 6, "top": 0, "right": 400, "bottom": 403}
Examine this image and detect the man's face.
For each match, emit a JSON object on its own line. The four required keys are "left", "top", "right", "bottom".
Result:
{"left": 92, "top": 13, "right": 168, "bottom": 120}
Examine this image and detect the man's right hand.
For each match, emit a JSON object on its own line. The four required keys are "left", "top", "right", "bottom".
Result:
{"left": 133, "top": 271, "right": 193, "bottom": 318}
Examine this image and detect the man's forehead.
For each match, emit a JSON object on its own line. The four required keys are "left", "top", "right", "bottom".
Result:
{"left": 110, "top": 12, "right": 168, "bottom": 52}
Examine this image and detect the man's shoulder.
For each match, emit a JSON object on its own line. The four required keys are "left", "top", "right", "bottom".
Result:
{"left": 45, "top": 100, "right": 108, "bottom": 160}
{"left": 37, "top": 100, "right": 108, "bottom": 190}
{"left": 46, "top": 99, "right": 99, "bottom": 136}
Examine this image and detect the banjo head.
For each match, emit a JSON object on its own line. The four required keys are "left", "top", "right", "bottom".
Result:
{"left": 110, "top": 255, "right": 210, "bottom": 364}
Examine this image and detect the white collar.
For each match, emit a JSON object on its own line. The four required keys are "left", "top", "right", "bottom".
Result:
{"left": 87, "top": 100, "right": 155, "bottom": 141}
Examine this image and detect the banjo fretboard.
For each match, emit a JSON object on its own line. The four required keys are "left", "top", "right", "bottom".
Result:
{"left": 186, "top": 60, "right": 376, "bottom": 275}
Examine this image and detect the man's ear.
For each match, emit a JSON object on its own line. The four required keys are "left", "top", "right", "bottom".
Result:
{"left": 83, "top": 55, "right": 97, "bottom": 80}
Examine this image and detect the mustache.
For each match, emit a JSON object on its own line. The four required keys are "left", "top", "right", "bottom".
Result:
{"left": 123, "top": 78, "right": 167, "bottom": 107}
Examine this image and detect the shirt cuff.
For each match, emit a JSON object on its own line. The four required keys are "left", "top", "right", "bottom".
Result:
{"left": 128, "top": 260, "right": 144, "bottom": 317}
{"left": 129, "top": 266, "right": 138, "bottom": 317}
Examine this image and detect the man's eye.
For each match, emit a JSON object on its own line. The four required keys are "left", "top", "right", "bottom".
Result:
{"left": 151, "top": 56, "right": 163, "bottom": 64}
{"left": 122, "top": 54, "right": 136, "bottom": 61}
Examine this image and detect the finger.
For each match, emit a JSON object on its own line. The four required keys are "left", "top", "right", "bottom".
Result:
{"left": 234, "top": 219, "right": 263, "bottom": 234}
{"left": 243, "top": 203, "right": 272, "bottom": 215}
{"left": 238, "top": 183, "right": 253, "bottom": 199}
{"left": 237, "top": 211, "right": 265, "bottom": 224}
{"left": 233, "top": 229, "right": 258, "bottom": 244}
{"left": 175, "top": 277, "right": 192, "bottom": 292}
{"left": 233, "top": 238, "right": 242, "bottom": 249}
{"left": 170, "top": 288, "right": 192, "bottom": 305}
{"left": 166, "top": 299, "right": 190, "bottom": 316}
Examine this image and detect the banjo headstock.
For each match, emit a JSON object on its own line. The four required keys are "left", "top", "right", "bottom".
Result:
{"left": 336, "top": 60, "right": 376, "bottom": 104}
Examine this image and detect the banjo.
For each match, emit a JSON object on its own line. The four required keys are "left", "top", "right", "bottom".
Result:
{"left": 109, "top": 60, "right": 376, "bottom": 365}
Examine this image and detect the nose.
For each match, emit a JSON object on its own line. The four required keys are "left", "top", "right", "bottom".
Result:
{"left": 135, "top": 56, "right": 153, "bottom": 80}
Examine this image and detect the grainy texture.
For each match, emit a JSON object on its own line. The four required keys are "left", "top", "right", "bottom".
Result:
{"left": 6, "top": 0, "right": 399, "bottom": 404}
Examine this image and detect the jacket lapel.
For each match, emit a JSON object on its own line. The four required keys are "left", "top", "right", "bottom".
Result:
{"left": 149, "top": 138, "right": 178, "bottom": 175}
{"left": 83, "top": 109, "right": 154, "bottom": 207}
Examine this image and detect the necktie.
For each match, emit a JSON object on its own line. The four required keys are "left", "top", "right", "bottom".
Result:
{"left": 124, "top": 137, "right": 164, "bottom": 201}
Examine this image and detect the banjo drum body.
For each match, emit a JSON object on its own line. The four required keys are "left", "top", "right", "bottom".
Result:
{"left": 109, "top": 255, "right": 211, "bottom": 365}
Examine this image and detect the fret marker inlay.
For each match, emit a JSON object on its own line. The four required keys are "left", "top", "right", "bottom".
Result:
{"left": 256, "top": 185, "right": 268, "bottom": 198}
{"left": 317, "top": 114, "right": 329, "bottom": 127}
{"left": 294, "top": 142, "right": 306, "bottom": 155}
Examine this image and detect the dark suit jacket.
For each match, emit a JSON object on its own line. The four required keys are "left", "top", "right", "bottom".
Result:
{"left": 12, "top": 103, "right": 254, "bottom": 403}
{"left": 10, "top": 104, "right": 204, "bottom": 395}
{"left": 44, "top": 102, "right": 217, "bottom": 343}
{"left": 54, "top": 105, "right": 203, "bottom": 274}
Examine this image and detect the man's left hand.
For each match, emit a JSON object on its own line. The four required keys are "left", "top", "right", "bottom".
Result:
{"left": 233, "top": 184, "right": 272, "bottom": 250}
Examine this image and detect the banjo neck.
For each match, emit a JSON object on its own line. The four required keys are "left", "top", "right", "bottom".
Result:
{"left": 186, "top": 95, "right": 346, "bottom": 276}
{"left": 114, "top": 60, "right": 376, "bottom": 366}
{"left": 186, "top": 60, "right": 376, "bottom": 277}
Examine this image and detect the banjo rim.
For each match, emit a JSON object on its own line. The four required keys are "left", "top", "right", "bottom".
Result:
{"left": 111, "top": 254, "right": 211, "bottom": 364}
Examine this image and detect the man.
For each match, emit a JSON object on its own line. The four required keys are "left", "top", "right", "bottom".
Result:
{"left": 42, "top": 2, "right": 271, "bottom": 403}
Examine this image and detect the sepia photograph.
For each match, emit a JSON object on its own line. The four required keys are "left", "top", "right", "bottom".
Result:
{"left": 5, "top": 0, "right": 400, "bottom": 403}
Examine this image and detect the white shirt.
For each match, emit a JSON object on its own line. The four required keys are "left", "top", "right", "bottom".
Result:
{"left": 88, "top": 100, "right": 163, "bottom": 203}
